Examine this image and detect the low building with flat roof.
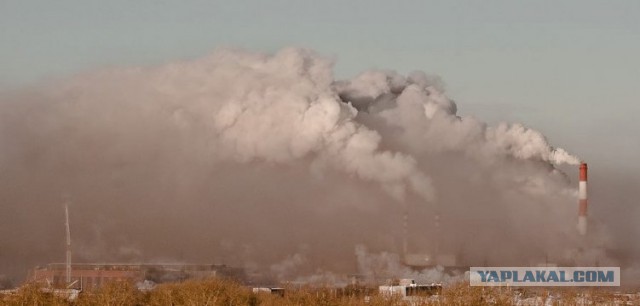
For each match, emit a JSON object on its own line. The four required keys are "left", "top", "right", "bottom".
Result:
{"left": 28, "top": 263, "right": 244, "bottom": 290}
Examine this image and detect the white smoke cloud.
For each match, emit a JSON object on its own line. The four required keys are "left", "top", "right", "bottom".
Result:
{"left": 70, "top": 47, "right": 435, "bottom": 202}
{"left": 270, "top": 253, "right": 307, "bottom": 281}
{"left": 355, "top": 245, "right": 462, "bottom": 285}
{"left": 0, "top": 47, "right": 594, "bottom": 282}
{"left": 486, "top": 123, "right": 580, "bottom": 165}
{"left": 339, "top": 70, "right": 579, "bottom": 166}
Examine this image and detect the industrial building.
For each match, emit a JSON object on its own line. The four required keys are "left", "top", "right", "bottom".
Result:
{"left": 26, "top": 163, "right": 590, "bottom": 290}
{"left": 29, "top": 202, "right": 246, "bottom": 290}
{"left": 401, "top": 162, "right": 591, "bottom": 272}
{"left": 28, "top": 263, "right": 245, "bottom": 290}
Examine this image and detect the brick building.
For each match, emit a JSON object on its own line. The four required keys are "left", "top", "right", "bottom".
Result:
{"left": 28, "top": 263, "right": 244, "bottom": 290}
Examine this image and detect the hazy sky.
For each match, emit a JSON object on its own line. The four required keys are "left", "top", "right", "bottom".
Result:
{"left": 1, "top": 0, "right": 638, "bottom": 172}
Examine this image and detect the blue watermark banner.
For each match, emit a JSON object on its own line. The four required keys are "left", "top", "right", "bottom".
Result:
{"left": 469, "top": 267, "right": 620, "bottom": 286}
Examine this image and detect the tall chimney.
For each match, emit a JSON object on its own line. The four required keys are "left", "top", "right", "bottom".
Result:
{"left": 577, "top": 163, "right": 588, "bottom": 235}
{"left": 402, "top": 210, "right": 408, "bottom": 259}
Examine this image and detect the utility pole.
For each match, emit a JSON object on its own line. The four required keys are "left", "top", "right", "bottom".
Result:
{"left": 65, "top": 203, "right": 71, "bottom": 284}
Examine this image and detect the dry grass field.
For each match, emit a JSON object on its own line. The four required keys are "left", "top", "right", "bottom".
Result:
{"left": 0, "top": 278, "right": 636, "bottom": 305}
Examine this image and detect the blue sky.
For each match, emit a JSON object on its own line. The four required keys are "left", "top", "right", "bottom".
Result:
{"left": 1, "top": 0, "right": 638, "bottom": 172}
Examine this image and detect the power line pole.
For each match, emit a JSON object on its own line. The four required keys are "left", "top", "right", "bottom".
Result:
{"left": 65, "top": 203, "right": 71, "bottom": 284}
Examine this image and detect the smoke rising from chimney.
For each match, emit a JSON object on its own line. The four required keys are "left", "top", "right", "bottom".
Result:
{"left": 0, "top": 47, "right": 614, "bottom": 283}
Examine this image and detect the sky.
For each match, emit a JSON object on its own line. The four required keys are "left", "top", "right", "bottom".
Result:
{"left": 1, "top": 0, "right": 638, "bottom": 172}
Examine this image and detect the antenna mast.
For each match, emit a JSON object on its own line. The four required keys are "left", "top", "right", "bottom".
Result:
{"left": 65, "top": 203, "right": 71, "bottom": 284}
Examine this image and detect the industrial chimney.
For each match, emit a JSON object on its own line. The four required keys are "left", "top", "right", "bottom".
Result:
{"left": 577, "top": 163, "right": 588, "bottom": 235}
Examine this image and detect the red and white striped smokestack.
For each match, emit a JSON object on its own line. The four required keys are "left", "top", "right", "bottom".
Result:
{"left": 577, "top": 162, "right": 588, "bottom": 235}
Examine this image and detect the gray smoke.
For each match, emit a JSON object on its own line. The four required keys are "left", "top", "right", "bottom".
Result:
{"left": 354, "top": 245, "right": 462, "bottom": 285}
{"left": 0, "top": 47, "right": 621, "bottom": 285}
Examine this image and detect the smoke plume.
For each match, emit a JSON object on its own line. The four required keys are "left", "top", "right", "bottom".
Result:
{"left": 0, "top": 47, "right": 606, "bottom": 284}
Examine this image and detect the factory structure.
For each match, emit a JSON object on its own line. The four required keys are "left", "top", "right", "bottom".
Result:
{"left": 400, "top": 162, "right": 592, "bottom": 271}
{"left": 26, "top": 163, "right": 592, "bottom": 289}
{"left": 401, "top": 210, "right": 461, "bottom": 271}
{"left": 28, "top": 263, "right": 245, "bottom": 290}
{"left": 27, "top": 202, "right": 245, "bottom": 290}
